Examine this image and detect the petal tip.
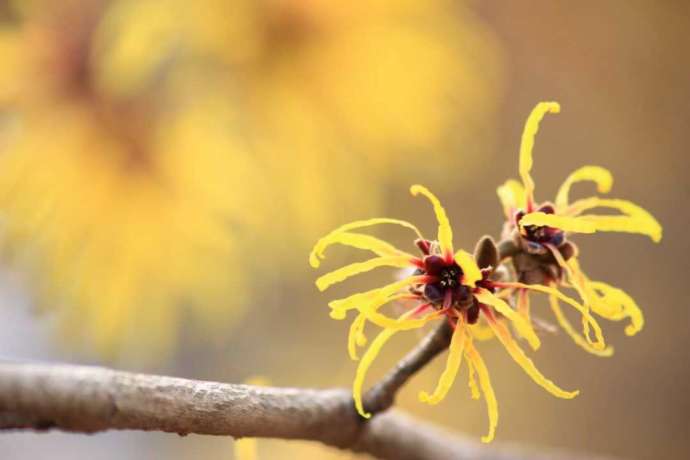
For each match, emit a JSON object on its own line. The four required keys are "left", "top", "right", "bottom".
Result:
{"left": 565, "top": 389, "right": 580, "bottom": 399}
{"left": 309, "top": 253, "right": 321, "bottom": 268}
{"left": 409, "top": 184, "right": 423, "bottom": 196}
{"left": 329, "top": 309, "right": 347, "bottom": 320}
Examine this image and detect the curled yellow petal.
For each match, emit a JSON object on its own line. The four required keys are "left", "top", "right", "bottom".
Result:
{"left": 466, "top": 356, "right": 481, "bottom": 400}
{"left": 410, "top": 185, "right": 453, "bottom": 258}
{"left": 310, "top": 218, "right": 423, "bottom": 268}
{"left": 555, "top": 166, "right": 613, "bottom": 209}
{"left": 545, "top": 247, "right": 594, "bottom": 340}
{"left": 310, "top": 231, "right": 412, "bottom": 266}
{"left": 315, "top": 256, "right": 413, "bottom": 291}
{"left": 359, "top": 297, "right": 439, "bottom": 331}
{"left": 588, "top": 281, "right": 644, "bottom": 336}
{"left": 520, "top": 212, "right": 597, "bottom": 234}
{"left": 353, "top": 310, "right": 427, "bottom": 418}
{"left": 464, "top": 338, "right": 498, "bottom": 443}
{"left": 470, "top": 320, "right": 495, "bottom": 341}
{"left": 475, "top": 289, "right": 541, "bottom": 351}
{"left": 499, "top": 281, "right": 607, "bottom": 350}
{"left": 329, "top": 288, "right": 382, "bottom": 320}
{"left": 355, "top": 278, "right": 438, "bottom": 331}
{"left": 484, "top": 307, "right": 579, "bottom": 399}
{"left": 497, "top": 179, "right": 527, "bottom": 219}
{"left": 348, "top": 313, "right": 368, "bottom": 360}
{"left": 519, "top": 102, "right": 561, "bottom": 203}
{"left": 419, "top": 323, "right": 467, "bottom": 404}
{"left": 565, "top": 198, "right": 662, "bottom": 242}
{"left": 455, "top": 249, "right": 482, "bottom": 287}
{"left": 328, "top": 276, "right": 425, "bottom": 319}
{"left": 549, "top": 295, "right": 614, "bottom": 357}
{"left": 517, "top": 288, "right": 531, "bottom": 324}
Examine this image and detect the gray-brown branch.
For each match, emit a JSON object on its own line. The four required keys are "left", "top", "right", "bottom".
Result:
{"left": 363, "top": 320, "right": 453, "bottom": 415}
{"left": 0, "top": 363, "right": 614, "bottom": 460}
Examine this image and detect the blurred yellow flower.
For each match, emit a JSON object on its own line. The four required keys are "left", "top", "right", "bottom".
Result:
{"left": 0, "top": 0, "right": 503, "bottom": 357}
{"left": 95, "top": 0, "right": 504, "bottom": 235}
{"left": 0, "top": 2, "right": 261, "bottom": 357}
{"left": 497, "top": 102, "right": 662, "bottom": 356}
{"left": 311, "top": 185, "right": 581, "bottom": 442}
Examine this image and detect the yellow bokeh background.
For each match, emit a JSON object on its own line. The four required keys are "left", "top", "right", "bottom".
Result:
{"left": 0, "top": 1, "right": 688, "bottom": 459}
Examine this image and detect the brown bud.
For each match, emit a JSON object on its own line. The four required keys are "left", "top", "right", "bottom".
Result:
{"left": 474, "top": 235, "right": 499, "bottom": 270}
{"left": 558, "top": 241, "right": 579, "bottom": 261}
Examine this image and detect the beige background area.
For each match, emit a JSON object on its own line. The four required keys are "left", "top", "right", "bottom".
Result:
{"left": 1, "top": 1, "right": 689, "bottom": 459}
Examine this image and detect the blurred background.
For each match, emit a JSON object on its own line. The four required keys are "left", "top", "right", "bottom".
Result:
{"left": 0, "top": 0, "right": 687, "bottom": 459}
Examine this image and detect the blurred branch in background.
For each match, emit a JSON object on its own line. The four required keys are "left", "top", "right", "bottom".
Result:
{"left": 0, "top": 362, "right": 616, "bottom": 460}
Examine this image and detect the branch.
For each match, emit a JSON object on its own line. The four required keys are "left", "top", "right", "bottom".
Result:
{"left": 363, "top": 320, "right": 453, "bottom": 414}
{"left": 0, "top": 363, "right": 613, "bottom": 460}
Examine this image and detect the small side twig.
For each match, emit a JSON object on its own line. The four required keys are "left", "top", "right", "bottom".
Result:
{"left": 363, "top": 320, "right": 453, "bottom": 415}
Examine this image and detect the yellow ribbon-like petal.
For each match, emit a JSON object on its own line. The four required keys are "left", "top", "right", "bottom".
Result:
{"left": 353, "top": 310, "right": 434, "bottom": 418}
{"left": 470, "top": 320, "right": 495, "bottom": 341}
{"left": 309, "top": 218, "right": 423, "bottom": 267}
{"left": 555, "top": 165, "right": 613, "bottom": 209}
{"left": 359, "top": 297, "right": 439, "bottom": 331}
{"left": 588, "top": 281, "right": 644, "bottom": 336}
{"left": 565, "top": 197, "right": 662, "bottom": 242}
{"left": 464, "top": 338, "right": 498, "bottom": 443}
{"left": 520, "top": 212, "right": 597, "bottom": 233}
{"left": 466, "top": 354, "right": 481, "bottom": 400}
{"left": 419, "top": 322, "right": 467, "bottom": 404}
{"left": 475, "top": 289, "right": 541, "bottom": 351}
{"left": 347, "top": 292, "right": 420, "bottom": 360}
{"left": 496, "top": 179, "right": 527, "bottom": 219}
{"left": 519, "top": 102, "right": 561, "bottom": 204}
{"left": 455, "top": 249, "right": 482, "bottom": 287}
{"left": 328, "top": 276, "right": 425, "bottom": 319}
{"left": 545, "top": 247, "right": 594, "bottom": 340}
{"left": 499, "top": 281, "right": 607, "bottom": 350}
{"left": 348, "top": 313, "right": 368, "bottom": 360}
{"left": 484, "top": 307, "right": 579, "bottom": 399}
{"left": 310, "top": 231, "right": 412, "bottom": 266}
{"left": 315, "top": 256, "right": 414, "bottom": 291}
{"left": 329, "top": 287, "right": 384, "bottom": 320}
{"left": 410, "top": 185, "right": 454, "bottom": 258}
{"left": 516, "top": 288, "right": 531, "bottom": 324}
{"left": 549, "top": 295, "right": 614, "bottom": 357}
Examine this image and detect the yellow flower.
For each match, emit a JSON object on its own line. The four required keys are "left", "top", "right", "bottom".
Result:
{"left": 0, "top": 2, "right": 262, "bottom": 357}
{"left": 0, "top": 0, "right": 504, "bottom": 357}
{"left": 496, "top": 102, "right": 662, "bottom": 355}
{"left": 310, "top": 185, "right": 582, "bottom": 442}
{"left": 94, "top": 0, "right": 505, "bottom": 236}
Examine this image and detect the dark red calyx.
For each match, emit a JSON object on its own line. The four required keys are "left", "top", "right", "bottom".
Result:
{"left": 514, "top": 203, "right": 565, "bottom": 248}
{"left": 420, "top": 255, "right": 472, "bottom": 308}
{"left": 466, "top": 299, "right": 480, "bottom": 324}
{"left": 415, "top": 239, "right": 432, "bottom": 255}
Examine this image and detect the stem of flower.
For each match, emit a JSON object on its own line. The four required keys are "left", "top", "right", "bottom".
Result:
{"left": 362, "top": 320, "right": 453, "bottom": 415}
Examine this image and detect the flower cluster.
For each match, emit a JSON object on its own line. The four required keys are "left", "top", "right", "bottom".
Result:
{"left": 497, "top": 102, "right": 662, "bottom": 355}
{"left": 310, "top": 102, "right": 661, "bottom": 442}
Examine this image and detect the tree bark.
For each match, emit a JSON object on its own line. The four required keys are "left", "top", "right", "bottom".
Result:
{"left": 0, "top": 363, "right": 615, "bottom": 460}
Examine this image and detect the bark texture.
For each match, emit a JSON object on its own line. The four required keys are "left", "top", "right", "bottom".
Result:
{"left": 0, "top": 363, "right": 615, "bottom": 460}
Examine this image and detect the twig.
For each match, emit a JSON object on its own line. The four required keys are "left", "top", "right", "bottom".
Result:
{"left": 363, "top": 320, "right": 453, "bottom": 415}
{"left": 0, "top": 363, "right": 613, "bottom": 460}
